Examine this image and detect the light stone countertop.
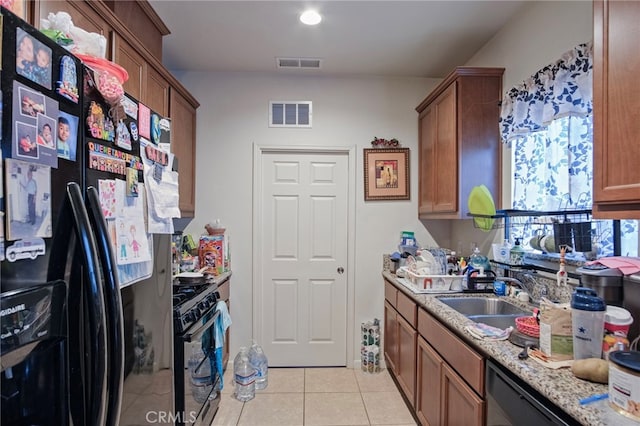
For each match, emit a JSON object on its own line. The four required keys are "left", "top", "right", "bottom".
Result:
{"left": 382, "top": 271, "right": 638, "bottom": 426}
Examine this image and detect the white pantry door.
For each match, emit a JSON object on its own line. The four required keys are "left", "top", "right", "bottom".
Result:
{"left": 254, "top": 147, "right": 351, "bottom": 366}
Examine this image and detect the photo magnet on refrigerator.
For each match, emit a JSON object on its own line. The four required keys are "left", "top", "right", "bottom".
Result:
{"left": 57, "top": 55, "right": 79, "bottom": 103}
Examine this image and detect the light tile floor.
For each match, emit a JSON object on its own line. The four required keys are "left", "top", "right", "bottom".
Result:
{"left": 212, "top": 368, "right": 417, "bottom": 426}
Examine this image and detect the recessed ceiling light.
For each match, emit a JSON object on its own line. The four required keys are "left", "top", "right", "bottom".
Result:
{"left": 300, "top": 10, "right": 322, "bottom": 25}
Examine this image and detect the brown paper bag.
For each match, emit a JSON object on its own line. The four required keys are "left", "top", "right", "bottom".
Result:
{"left": 539, "top": 298, "right": 573, "bottom": 361}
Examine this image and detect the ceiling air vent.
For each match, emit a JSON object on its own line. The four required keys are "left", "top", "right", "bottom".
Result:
{"left": 276, "top": 57, "right": 322, "bottom": 70}
{"left": 269, "top": 101, "right": 312, "bottom": 128}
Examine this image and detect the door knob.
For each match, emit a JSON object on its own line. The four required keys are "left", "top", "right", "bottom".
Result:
{"left": 337, "top": 267, "right": 344, "bottom": 274}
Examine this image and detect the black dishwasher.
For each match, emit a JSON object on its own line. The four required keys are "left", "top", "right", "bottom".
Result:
{"left": 486, "top": 360, "right": 580, "bottom": 426}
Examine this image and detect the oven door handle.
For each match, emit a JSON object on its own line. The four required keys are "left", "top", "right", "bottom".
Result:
{"left": 185, "top": 310, "right": 221, "bottom": 343}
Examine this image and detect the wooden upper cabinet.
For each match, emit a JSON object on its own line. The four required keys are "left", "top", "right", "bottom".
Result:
{"left": 146, "top": 66, "right": 170, "bottom": 116}
{"left": 420, "top": 84, "right": 457, "bottom": 214}
{"left": 170, "top": 88, "right": 198, "bottom": 218}
{"left": 419, "top": 104, "right": 436, "bottom": 214}
{"left": 416, "top": 67, "right": 504, "bottom": 220}
{"left": 113, "top": 34, "right": 169, "bottom": 117}
{"left": 103, "top": 0, "right": 168, "bottom": 60}
{"left": 113, "top": 34, "right": 146, "bottom": 102}
{"left": 593, "top": 0, "right": 640, "bottom": 219}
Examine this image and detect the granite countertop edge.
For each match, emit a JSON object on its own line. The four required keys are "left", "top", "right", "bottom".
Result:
{"left": 382, "top": 271, "right": 612, "bottom": 426}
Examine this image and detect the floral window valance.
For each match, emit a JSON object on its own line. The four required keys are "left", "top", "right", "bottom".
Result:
{"left": 499, "top": 42, "right": 593, "bottom": 143}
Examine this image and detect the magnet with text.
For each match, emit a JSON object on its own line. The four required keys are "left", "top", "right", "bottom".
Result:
{"left": 86, "top": 100, "right": 115, "bottom": 142}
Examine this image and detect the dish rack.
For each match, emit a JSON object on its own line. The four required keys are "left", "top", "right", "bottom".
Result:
{"left": 405, "top": 269, "right": 463, "bottom": 292}
{"left": 468, "top": 208, "right": 622, "bottom": 258}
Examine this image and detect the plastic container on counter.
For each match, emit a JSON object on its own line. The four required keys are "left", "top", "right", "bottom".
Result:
{"left": 571, "top": 287, "right": 606, "bottom": 360}
{"left": 609, "top": 351, "right": 640, "bottom": 420}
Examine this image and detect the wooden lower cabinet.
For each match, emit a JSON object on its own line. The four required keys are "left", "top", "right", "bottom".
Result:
{"left": 384, "top": 301, "right": 398, "bottom": 372}
{"left": 416, "top": 336, "right": 483, "bottom": 426}
{"left": 384, "top": 281, "right": 417, "bottom": 409}
{"left": 416, "top": 336, "right": 443, "bottom": 426}
{"left": 415, "top": 308, "right": 485, "bottom": 426}
{"left": 441, "top": 362, "right": 484, "bottom": 426}
{"left": 397, "top": 314, "right": 417, "bottom": 408}
{"left": 384, "top": 278, "right": 486, "bottom": 426}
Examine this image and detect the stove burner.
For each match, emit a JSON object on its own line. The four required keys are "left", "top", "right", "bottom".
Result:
{"left": 173, "top": 294, "right": 188, "bottom": 305}
{"left": 173, "top": 275, "right": 224, "bottom": 335}
{"left": 175, "top": 287, "right": 196, "bottom": 297}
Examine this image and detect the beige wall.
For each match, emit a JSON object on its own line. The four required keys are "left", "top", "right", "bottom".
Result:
{"left": 177, "top": 72, "right": 438, "bottom": 360}
{"left": 175, "top": 0, "right": 593, "bottom": 363}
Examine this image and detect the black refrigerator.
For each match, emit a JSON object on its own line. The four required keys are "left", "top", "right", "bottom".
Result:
{"left": 1, "top": 7, "right": 174, "bottom": 425}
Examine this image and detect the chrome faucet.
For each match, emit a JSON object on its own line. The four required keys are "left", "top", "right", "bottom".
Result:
{"left": 500, "top": 274, "right": 548, "bottom": 305}
{"left": 500, "top": 277, "right": 526, "bottom": 297}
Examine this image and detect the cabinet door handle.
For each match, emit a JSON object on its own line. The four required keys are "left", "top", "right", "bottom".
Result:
{"left": 337, "top": 267, "right": 344, "bottom": 274}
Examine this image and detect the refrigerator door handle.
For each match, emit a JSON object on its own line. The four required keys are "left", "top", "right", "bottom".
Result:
{"left": 86, "top": 186, "right": 125, "bottom": 426}
{"left": 66, "top": 182, "right": 108, "bottom": 426}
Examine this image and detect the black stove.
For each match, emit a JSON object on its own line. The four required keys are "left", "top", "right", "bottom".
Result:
{"left": 172, "top": 276, "right": 220, "bottom": 335}
{"left": 172, "top": 272, "right": 231, "bottom": 425}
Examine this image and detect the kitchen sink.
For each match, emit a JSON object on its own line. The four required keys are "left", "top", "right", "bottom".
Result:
{"left": 437, "top": 297, "right": 531, "bottom": 317}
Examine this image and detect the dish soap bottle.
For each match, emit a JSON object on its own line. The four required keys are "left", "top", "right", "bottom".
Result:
{"left": 469, "top": 245, "right": 491, "bottom": 271}
{"left": 509, "top": 238, "right": 525, "bottom": 265}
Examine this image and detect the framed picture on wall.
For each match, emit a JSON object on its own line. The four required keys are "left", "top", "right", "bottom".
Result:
{"left": 364, "top": 148, "right": 410, "bottom": 201}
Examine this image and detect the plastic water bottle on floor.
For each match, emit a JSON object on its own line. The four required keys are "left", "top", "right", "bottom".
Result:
{"left": 234, "top": 347, "right": 256, "bottom": 401}
{"left": 189, "top": 348, "right": 213, "bottom": 403}
{"left": 249, "top": 342, "right": 268, "bottom": 390}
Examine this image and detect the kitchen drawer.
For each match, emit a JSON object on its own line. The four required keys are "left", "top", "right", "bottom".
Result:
{"left": 397, "top": 290, "right": 417, "bottom": 327}
{"left": 418, "top": 308, "right": 484, "bottom": 395}
{"left": 218, "top": 279, "right": 230, "bottom": 301}
{"left": 385, "top": 280, "right": 398, "bottom": 307}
